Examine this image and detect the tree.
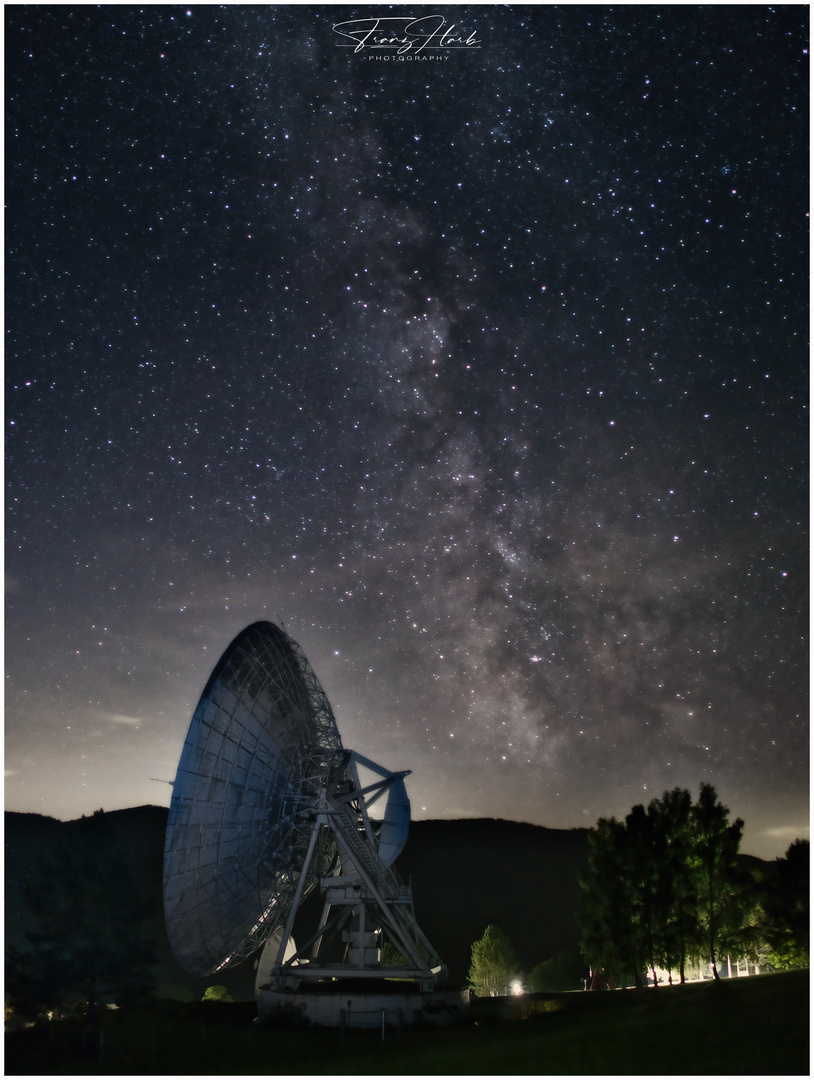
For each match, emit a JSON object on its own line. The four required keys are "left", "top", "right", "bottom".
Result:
{"left": 691, "top": 783, "right": 744, "bottom": 979}
{"left": 624, "top": 801, "right": 668, "bottom": 987}
{"left": 579, "top": 784, "right": 748, "bottom": 986}
{"left": 579, "top": 814, "right": 648, "bottom": 988}
{"left": 467, "top": 924, "right": 519, "bottom": 997}
{"left": 579, "top": 801, "right": 682, "bottom": 989}
{"left": 5, "top": 810, "right": 157, "bottom": 1023}
{"left": 203, "top": 985, "right": 234, "bottom": 1002}
{"left": 760, "top": 839, "right": 810, "bottom": 969}
{"left": 529, "top": 947, "right": 585, "bottom": 992}
{"left": 380, "top": 941, "right": 405, "bottom": 965}
{"left": 727, "top": 869, "right": 774, "bottom": 972}
{"left": 647, "top": 788, "right": 700, "bottom": 983}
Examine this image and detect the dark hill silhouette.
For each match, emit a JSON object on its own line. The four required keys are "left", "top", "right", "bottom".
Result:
{"left": 398, "top": 818, "right": 591, "bottom": 983}
{"left": 3, "top": 807, "right": 242, "bottom": 1002}
{"left": 4, "top": 807, "right": 773, "bottom": 1001}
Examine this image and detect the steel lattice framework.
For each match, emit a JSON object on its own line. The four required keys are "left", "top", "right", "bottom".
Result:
{"left": 163, "top": 621, "right": 343, "bottom": 976}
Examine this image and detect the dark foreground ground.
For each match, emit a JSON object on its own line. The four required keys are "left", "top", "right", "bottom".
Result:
{"left": 5, "top": 970, "right": 809, "bottom": 1075}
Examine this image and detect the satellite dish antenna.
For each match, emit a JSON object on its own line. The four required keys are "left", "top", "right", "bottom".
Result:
{"left": 163, "top": 621, "right": 451, "bottom": 1024}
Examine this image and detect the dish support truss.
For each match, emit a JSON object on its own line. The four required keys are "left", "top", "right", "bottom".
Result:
{"left": 268, "top": 750, "right": 447, "bottom": 993}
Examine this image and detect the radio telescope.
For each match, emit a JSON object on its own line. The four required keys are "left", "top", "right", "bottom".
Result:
{"left": 163, "top": 621, "right": 462, "bottom": 1026}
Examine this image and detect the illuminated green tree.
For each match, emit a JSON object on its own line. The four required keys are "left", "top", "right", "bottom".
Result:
{"left": 580, "top": 784, "right": 747, "bottom": 986}
{"left": 380, "top": 941, "right": 405, "bottom": 965}
{"left": 691, "top": 783, "right": 744, "bottom": 979}
{"left": 579, "top": 814, "right": 648, "bottom": 988}
{"left": 625, "top": 801, "right": 670, "bottom": 987}
{"left": 467, "top": 924, "right": 519, "bottom": 997}
{"left": 529, "top": 947, "right": 584, "bottom": 992}
{"left": 648, "top": 788, "right": 700, "bottom": 983}
{"left": 760, "top": 839, "right": 809, "bottom": 969}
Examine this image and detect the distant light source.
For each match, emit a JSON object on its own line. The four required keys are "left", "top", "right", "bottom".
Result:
{"left": 511, "top": 980, "right": 524, "bottom": 996}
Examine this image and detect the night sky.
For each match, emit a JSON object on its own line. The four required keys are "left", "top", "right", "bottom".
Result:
{"left": 6, "top": 4, "right": 808, "bottom": 859}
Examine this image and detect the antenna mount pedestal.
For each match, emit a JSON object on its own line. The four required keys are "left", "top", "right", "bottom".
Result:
{"left": 267, "top": 750, "right": 446, "bottom": 992}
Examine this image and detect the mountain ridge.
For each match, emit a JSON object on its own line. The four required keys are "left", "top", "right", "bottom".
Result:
{"left": 4, "top": 807, "right": 773, "bottom": 1000}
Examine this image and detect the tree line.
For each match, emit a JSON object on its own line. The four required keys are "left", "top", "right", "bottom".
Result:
{"left": 5, "top": 810, "right": 158, "bottom": 1029}
{"left": 5, "top": 792, "right": 807, "bottom": 1015}
{"left": 468, "top": 784, "right": 808, "bottom": 996}
{"left": 579, "top": 784, "right": 808, "bottom": 988}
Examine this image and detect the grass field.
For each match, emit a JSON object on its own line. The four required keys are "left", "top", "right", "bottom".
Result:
{"left": 5, "top": 969, "right": 809, "bottom": 1075}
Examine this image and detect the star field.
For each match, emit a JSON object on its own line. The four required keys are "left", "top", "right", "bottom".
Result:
{"left": 5, "top": 5, "right": 808, "bottom": 858}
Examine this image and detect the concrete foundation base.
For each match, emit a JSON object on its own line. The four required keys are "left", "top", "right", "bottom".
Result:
{"left": 256, "top": 984, "right": 470, "bottom": 1029}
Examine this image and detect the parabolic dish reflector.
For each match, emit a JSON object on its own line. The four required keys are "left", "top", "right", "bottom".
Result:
{"left": 163, "top": 621, "right": 343, "bottom": 976}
